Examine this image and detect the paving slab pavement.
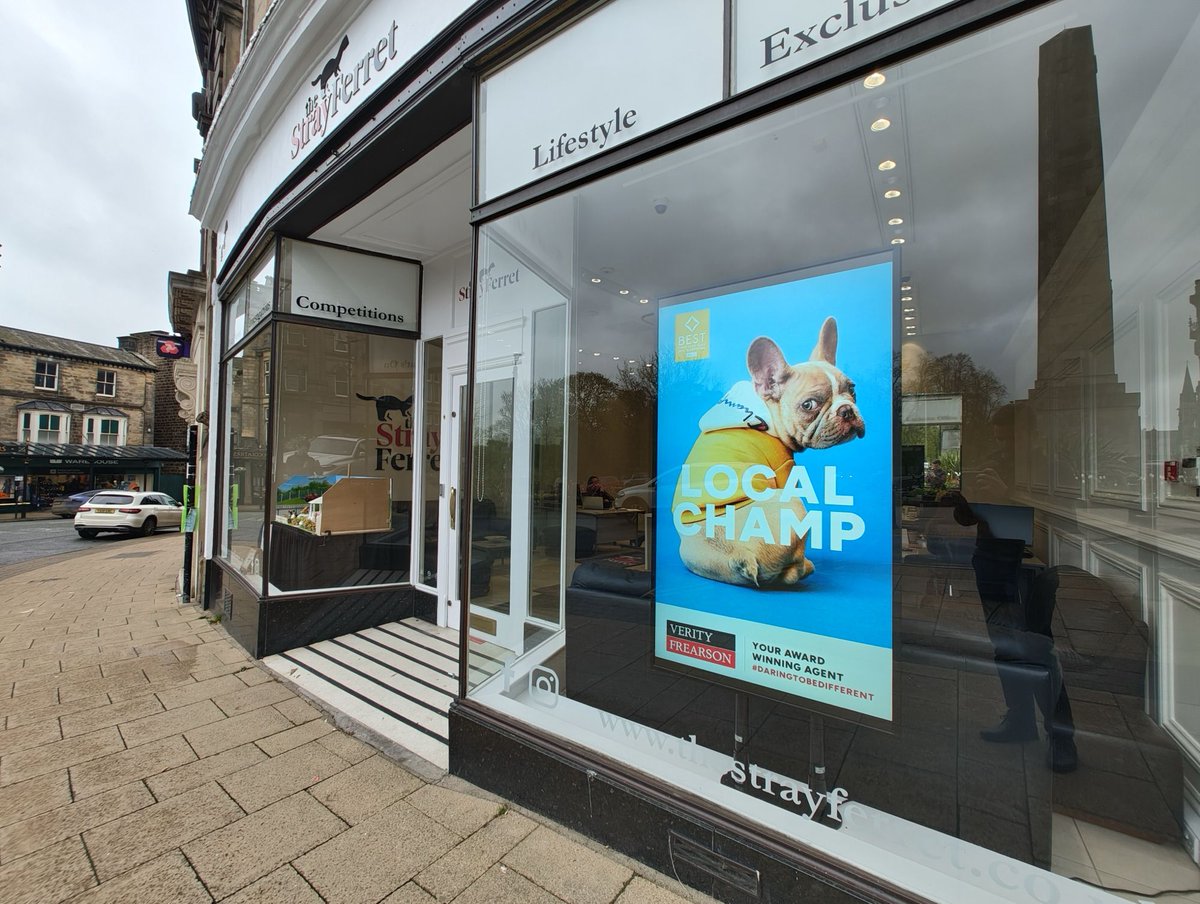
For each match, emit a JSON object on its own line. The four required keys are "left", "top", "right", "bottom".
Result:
{"left": 0, "top": 541, "right": 716, "bottom": 904}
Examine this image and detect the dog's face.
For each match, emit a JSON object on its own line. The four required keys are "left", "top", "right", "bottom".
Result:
{"left": 746, "top": 318, "right": 865, "bottom": 451}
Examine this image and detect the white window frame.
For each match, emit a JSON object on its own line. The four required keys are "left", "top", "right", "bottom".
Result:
{"left": 96, "top": 369, "right": 117, "bottom": 397}
{"left": 20, "top": 410, "right": 70, "bottom": 443}
{"left": 34, "top": 360, "right": 58, "bottom": 391}
{"left": 84, "top": 415, "right": 128, "bottom": 446}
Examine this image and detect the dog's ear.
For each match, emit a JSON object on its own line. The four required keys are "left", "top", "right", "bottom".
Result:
{"left": 810, "top": 317, "right": 838, "bottom": 365}
{"left": 747, "top": 337, "right": 790, "bottom": 401}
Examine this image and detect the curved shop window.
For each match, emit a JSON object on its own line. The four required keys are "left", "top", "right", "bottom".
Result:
{"left": 468, "top": 1, "right": 1200, "bottom": 901}
{"left": 218, "top": 238, "right": 424, "bottom": 595}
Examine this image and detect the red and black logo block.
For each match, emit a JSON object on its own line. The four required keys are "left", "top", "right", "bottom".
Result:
{"left": 665, "top": 620, "right": 736, "bottom": 668}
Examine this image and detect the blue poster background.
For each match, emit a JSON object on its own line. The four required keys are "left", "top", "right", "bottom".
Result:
{"left": 655, "top": 260, "right": 893, "bottom": 652}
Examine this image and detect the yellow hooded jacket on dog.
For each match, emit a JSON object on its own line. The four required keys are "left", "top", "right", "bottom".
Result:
{"left": 672, "top": 381, "right": 794, "bottom": 524}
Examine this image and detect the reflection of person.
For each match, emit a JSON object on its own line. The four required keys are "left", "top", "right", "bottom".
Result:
{"left": 583, "top": 475, "right": 614, "bottom": 505}
{"left": 947, "top": 491, "right": 1077, "bottom": 772}
{"left": 969, "top": 403, "right": 1016, "bottom": 502}
{"left": 128, "top": 480, "right": 140, "bottom": 491}
{"left": 926, "top": 460, "right": 947, "bottom": 490}
{"left": 285, "top": 439, "right": 321, "bottom": 477}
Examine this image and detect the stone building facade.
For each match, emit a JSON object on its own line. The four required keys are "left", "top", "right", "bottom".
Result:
{"left": 0, "top": 326, "right": 157, "bottom": 447}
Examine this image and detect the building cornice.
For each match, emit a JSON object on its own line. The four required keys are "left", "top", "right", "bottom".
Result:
{"left": 190, "top": 0, "right": 374, "bottom": 230}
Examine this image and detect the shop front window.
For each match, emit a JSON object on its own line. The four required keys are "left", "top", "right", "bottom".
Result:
{"left": 268, "top": 324, "right": 416, "bottom": 593}
{"left": 220, "top": 328, "right": 271, "bottom": 582}
{"left": 469, "top": 1, "right": 1200, "bottom": 900}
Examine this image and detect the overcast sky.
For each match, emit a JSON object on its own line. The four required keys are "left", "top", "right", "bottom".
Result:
{"left": 0, "top": 3, "right": 201, "bottom": 346}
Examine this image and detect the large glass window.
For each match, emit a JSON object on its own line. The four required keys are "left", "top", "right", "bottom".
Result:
{"left": 220, "top": 328, "right": 271, "bottom": 582}
{"left": 268, "top": 324, "right": 416, "bottom": 593}
{"left": 468, "top": 2, "right": 1200, "bottom": 901}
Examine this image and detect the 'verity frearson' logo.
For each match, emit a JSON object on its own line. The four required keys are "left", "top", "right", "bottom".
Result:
{"left": 665, "top": 620, "right": 736, "bottom": 668}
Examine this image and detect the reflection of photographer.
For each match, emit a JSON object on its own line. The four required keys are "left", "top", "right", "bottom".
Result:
{"left": 946, "top": 491, "right": 1077, "bottom": 772}
{"left": 284, "top": 437, "right": 320, "bottom": 478}
{"left": 964, "top": 404, "right": 1014, "bottom": 503}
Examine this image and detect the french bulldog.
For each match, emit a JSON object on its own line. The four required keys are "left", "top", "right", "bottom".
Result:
{"left": 673, "top": 317, "right": 865, "bottom": 588}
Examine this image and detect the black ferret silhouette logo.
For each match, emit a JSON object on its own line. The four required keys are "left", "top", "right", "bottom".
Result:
{"left": 357, "top": 393, "right": 413, "bottom": 422}
{"left": 312, "top": 35, "right": 350, "bottom": 90}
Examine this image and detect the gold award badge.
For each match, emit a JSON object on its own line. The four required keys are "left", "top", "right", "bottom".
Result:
{"left": 675, "top": 309, "right": 710, "bottom": 362}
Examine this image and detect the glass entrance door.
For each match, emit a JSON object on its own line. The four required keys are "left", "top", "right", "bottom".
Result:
{"left": 467, "top": 363, "right": 529, "bottom": 654}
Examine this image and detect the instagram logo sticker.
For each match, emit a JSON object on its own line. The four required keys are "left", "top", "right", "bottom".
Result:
{"left": 528, "top": 665, "right": 560, "bottom": 709}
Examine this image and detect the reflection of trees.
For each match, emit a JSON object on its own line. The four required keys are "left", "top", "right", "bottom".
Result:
{"left": 912, "top": 352, "right": 1007, "bottom": 428}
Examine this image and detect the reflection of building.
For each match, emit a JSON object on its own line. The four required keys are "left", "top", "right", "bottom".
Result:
{"left": 0, "top": 326, "right": 185, "bottom": 497}
{"left": 1176, "top": 282, "right": 1200, "bottom": 460}
{"left": 1012, "top": 26, "right": 1143, "bottom": 504}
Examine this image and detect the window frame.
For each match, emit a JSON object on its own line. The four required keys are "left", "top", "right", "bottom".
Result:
{"left": 19, "top": 409, "right": 69, "bottom": 443}
{"left": 84, "top": 415, "right": 127, "bottom": 446}
{"left": 33, "top": 360, "right": 58, "bottom": 391}
{"left": 96, "top": 369, "right": 117, "bottom": 397}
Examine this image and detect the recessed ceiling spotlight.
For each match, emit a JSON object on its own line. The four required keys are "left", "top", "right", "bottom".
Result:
{"left": 592, "top": 352, "right": 600, "bottom": 356}
{"left": 901, "top": 296, "right": 913, "bottom": 302}
{"left": 891, "top": 237, "right": 906, "bottom": 245}
{"left": 878, "top": 160, "right": 897, "bottom": 171}
{"left": 901, "top": 283, "right": 912, "bottom": 290}
{"left": 864, "top": 72, "right": 886, "bottom": 89}
{"left": 619, "top": 289, "right": 630, "bottom": 295}
{"left": 904, "top": 316, "right": 915, "bottom": 321}
{"left": 578, "top": 348, "right": 583, "bottom": 352}
{"left": 639, "top": 298, "right": 649, "bottom": 304}
{"left": 888, "top": 217, "right": 904, "bottom": 226}
{"left": 613, "top": 356, "right": 620, "bottom": 360}
{"left": 903, "top": 307, "right": 915, "bottom": 313}
{"left": 590, "top": 277, "right": 602, "bottom": 284}
{"left": 628, "top": 359, "right": 635, "bottom": 363}
{"left": 870, "top": 118, "right": 891, "bottom": 132}
{"left": 884, "top": 189, "right": 902, "bottom": 199}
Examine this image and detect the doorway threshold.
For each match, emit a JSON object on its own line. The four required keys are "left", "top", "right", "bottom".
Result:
{"left": 264, "top": 618, "right": 459, "bottom": 770}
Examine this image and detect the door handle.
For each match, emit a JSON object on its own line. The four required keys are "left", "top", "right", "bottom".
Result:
{"left": 449, "top": 487, "right": 456, "bottom": 530}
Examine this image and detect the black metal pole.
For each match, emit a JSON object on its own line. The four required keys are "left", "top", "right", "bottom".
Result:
{"left": 181, "top": 425, "right": 197, "bottom": 603}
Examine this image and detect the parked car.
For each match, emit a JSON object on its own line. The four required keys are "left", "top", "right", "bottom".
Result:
{"left": 284, "top": 435, "right": 369, "bottom": 475}
{"left": 614, "top": 476, "right": 656, "bottom": 511}
{"left": 74, "top": 492, "right": 183, "bottom": 539}
{"left": 50, "top": 489, "right": 104, "bottom": 519}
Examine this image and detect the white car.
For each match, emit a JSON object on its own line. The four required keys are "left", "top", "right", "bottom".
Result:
{"left": 75, "top": 492, "right": 183, "bottom": 539}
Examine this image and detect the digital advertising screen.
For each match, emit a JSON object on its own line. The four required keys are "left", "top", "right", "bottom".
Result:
{"left": 653, "top": 256, "right": 895, "bottom": 722}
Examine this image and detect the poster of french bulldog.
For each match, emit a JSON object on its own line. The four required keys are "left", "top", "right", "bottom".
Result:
{"left": 654, "top": 257, "right": 894, "bottom": 722}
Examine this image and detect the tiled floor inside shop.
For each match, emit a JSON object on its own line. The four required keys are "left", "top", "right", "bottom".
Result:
{"left": 1053, "top": 814, "right": 1200, "bottom": 902}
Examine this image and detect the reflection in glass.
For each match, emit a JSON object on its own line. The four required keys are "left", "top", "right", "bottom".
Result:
{"left": 418, "top": 338, "right": 443, "bottom": 586}
{"left": 220, "top": 328, "right": 270, "bottom": 582}
{"left": 466, "top": 0, "right": 1200, "bottom": 898}
{"left": 269, "top": 324, "right": 416, "bottom": 593}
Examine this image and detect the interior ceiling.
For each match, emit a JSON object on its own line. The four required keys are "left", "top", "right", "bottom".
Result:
{"left": 313, "top": 0, "right": 1195, "bottom": 398}
{"left": 310, "top": 126, "right": 473, "bottom": 262}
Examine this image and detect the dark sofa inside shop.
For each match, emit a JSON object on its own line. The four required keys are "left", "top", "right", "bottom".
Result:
{"left": 562, "top": 553, "right": 1182, "bottom": 868}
